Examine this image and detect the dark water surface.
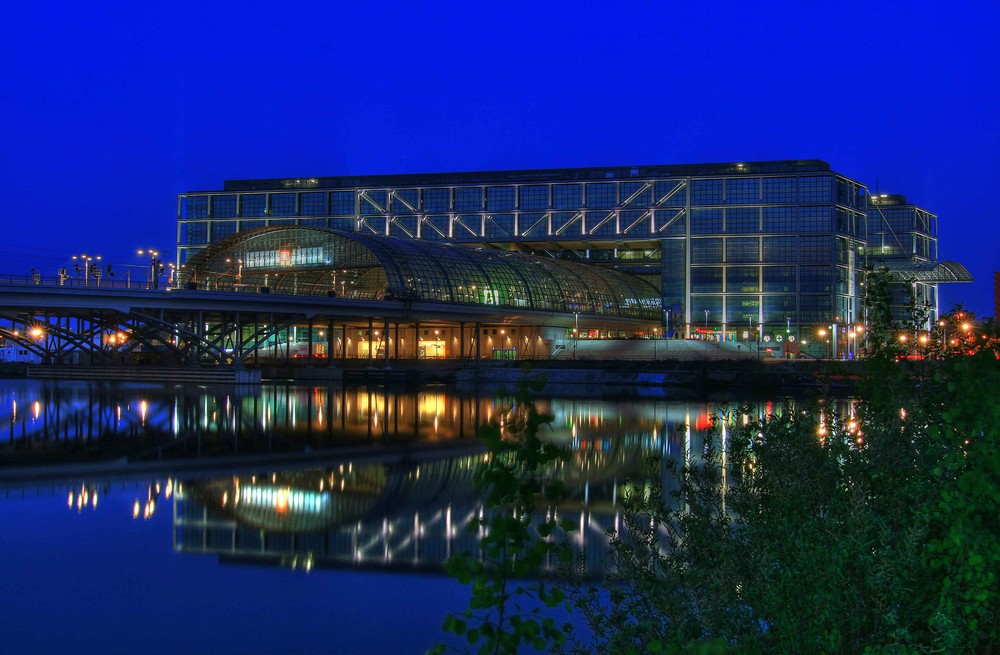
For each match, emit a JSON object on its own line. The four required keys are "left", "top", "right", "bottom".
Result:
{"left": 0, "top": 380, "right": 798, "bottom": 654}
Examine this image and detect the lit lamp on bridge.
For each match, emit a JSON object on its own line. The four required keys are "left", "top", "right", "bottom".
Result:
{"left": 137, "top": 249, "right": 162, "bottom": 289}
{"left": 71, "top": 254, "right": 101, "bottom": 286}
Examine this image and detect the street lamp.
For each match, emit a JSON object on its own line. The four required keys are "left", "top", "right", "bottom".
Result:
{"left": 573, "top": 312, "right": 579, "bottom": 360}
{"left": 71, "top": 254, "right": 101, "bottom": 286}
{"left": 818, "top": 328, "right": 828, "bottom": 359}
{"left": 137, "top": 249, "right": 161, "bottom": 289}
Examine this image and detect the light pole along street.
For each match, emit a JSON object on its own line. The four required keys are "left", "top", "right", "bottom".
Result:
{"left": 137, "top": 249, "right": 162, "bottom": 289}
{"left": 71, "top": 254, "right": 101, "bottom": 286}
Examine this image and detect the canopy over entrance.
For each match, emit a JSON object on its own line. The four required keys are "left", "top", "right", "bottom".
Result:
{"left": 878, "top": 260, "right": 973, "bottom": 284}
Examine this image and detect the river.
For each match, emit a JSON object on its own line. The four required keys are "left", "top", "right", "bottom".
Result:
{"left": 0, "top": 379, "right": 827, "bottom": 654}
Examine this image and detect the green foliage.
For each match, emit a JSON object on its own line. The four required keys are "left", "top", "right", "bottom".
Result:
{"left": 572, "top": 338, "right": 999, "bottom": 654}
{"left": 436, "top": 374, "right": 578, "bottom": 654}
{"left": 438, "top": 315, "right": 1000, "bottom": 654}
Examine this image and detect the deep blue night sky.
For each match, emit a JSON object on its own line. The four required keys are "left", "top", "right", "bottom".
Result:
{"left": 1, "top": 1, "right": 997, "bottom": 316}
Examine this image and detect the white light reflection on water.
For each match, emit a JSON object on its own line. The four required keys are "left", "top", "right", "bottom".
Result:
{"left": 0, "top": 379, "right": 856, "bottom": 653}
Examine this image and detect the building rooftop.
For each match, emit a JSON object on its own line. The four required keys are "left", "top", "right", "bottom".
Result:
{"left": 204, "top": 159, "right": 834, "bottom": 193}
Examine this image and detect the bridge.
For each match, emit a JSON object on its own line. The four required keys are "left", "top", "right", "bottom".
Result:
{"left": 0, "top": 276, "right": 648, "bottom": 368}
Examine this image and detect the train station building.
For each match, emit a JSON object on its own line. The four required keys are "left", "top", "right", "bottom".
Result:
{"left": 176, "top": 160, "right": 971, "bottom": 356}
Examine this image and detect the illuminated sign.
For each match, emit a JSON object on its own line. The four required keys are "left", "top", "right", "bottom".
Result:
{"left": 243, "top": 247, "right": 327, "bottom": 269}
{"left": 481, "top": 288, "right": 500, "bottom": 305}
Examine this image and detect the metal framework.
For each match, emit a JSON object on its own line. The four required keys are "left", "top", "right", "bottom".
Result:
{"left": 177, "top": 161, "right": 887, "bottom": 341}
{"left": 180, "top": 226, "right": 662, "bottom": 319}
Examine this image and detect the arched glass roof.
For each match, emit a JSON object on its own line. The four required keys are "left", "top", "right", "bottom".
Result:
{"left": 181, "top": 226, "right": 661, "bottom": 319}
{"left": 879, "top": 260, "right": 974, "bottom": 283}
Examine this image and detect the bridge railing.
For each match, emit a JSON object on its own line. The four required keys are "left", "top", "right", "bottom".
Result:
{"left": 0, "top": 274, "right": 170, "bottom": 291}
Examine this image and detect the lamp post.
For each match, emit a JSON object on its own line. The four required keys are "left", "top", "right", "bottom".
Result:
{"left": 573, "top": 312, "right": 579, "bottom": 360}
{"left": 818, "top": 328, "right": 828, "bottom": 359}
{"left": 71, "top": 254, "right": 101, "bottom": 286}
{"left": 137, "top": 249, "right": 161, "bottom": 289}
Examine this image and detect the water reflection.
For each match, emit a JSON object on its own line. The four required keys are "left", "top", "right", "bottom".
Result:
{"left": 169, "top": 399, "right": 808, "bottom": 575}
{"left": 0, "top": 380, "right": 856, "bottom": 577}
{"left": 0, "top": 380, "right": 490, "bottom": 465}
{"left": 1, "top": 380, "right": 786, "bottom": 466}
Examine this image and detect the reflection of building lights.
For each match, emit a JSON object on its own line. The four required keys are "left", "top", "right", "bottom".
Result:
{"left": 275, "top": 489, "right": 290, "bottom": 513}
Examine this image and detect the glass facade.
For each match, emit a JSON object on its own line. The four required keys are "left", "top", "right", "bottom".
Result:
{"left": 180, "top": 227, "right": 662, "bottom": 319}
{"left": 865, "top": 194, "right": 951, "bottom": 326}
{"left": 178, "top": 160, "right": 889, "bottom": 336}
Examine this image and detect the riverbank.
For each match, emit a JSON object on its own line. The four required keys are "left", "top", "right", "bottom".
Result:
{"left": 8, "top": 357, "right": 869, "bottom": 396}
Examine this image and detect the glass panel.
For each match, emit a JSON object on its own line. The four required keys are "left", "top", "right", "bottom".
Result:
{"left": 392, "top": 189, "right": 420, "bottom": 214}
{"left": 553, "top": 184, "right": 582, "bottom": 210}
{"left": 690, "top": 179, "right": 723, "bottom": 205}
{"left": 184, "top": 223, "right": 208, "bottom": 245}
{"left": 725, "top": 178, "right": 759, "bottom": 204}
{"left": 691, "top": 296, "right": 723, "bottom": 325}
{"left": 799, "top": 176, "right": 832, "bottom": 203}
{"left": 185, "top": 196, "right": 209, "bottom": 219}
{"left": 486, "top": 186, "right": 515, "bottom": 212}
{"left": 586, "top": 183, "right": 616, "bottom": 209}
{"left": 519, "top": 186, "right": 548, "bottom": 210}
{"left": 212, "top": 195, "right": 237, "bottom": 218}
{"left": 762, "top": 295, "right": 796, "bottom": 324}
{"left": 726, "top": 208, "right": 759, "bottom": 234}
{"left": 726, "top": 266, "right": 759, "bottom": 293}
{"left": 762, "top": 237, "right": 797, "bottom": 263}
{"left": 241, "top": 194, "right": 266, "bottom": 217}
{"left": 691, "top": 209, "right": 723, "bottom": 235}
{"left": 331, "top": 191, "right": 355, "bottom": 216}
{"left": 762, "top": 266, "right": 796, "bottom": 292}
{"left": 271, "top": 193, "right": 297, "bottom": 217}
{"left": 762, "top": 207, "right": 798, "bottom": 233}
{"left": 620, "top": 182, "right": 651, "bottom": 207}
{"left": 300, "top": 192, "right": 327, "bottom": 216}
{"left": 360, "top": 190, "right": 388, "bottom": 215}
{"left": 691, "top": 267, "right": 723, "bottom": 293}
{"left": 658, "top": 181, "right": 687, "bottom": 207}
{"left": 800, "top": 266, "right": 833, "bottom": 292}
{"left": 211, "top": 221, "right": 238, "bottom": 242}
{"left": 454, "top": 187, "right": 483, "bottom": 212}
{"left": 762, "top": 177, "right": 796, "bottom": 204}
{"left": 691, "top": 238, "right": 722, "bottom": 264}
{"left": 423, "top": 188, "right": 450, "bottom": 213}
{"left": 725, "top": 237, "right": 759, "bottom": 263}
{"left": 726, "top": 296, "right": 760, "bottom": 324}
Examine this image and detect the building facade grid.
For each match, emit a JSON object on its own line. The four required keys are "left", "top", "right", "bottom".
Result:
{"left": 177, "top": 161, "right": 928, "bottom": 342}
